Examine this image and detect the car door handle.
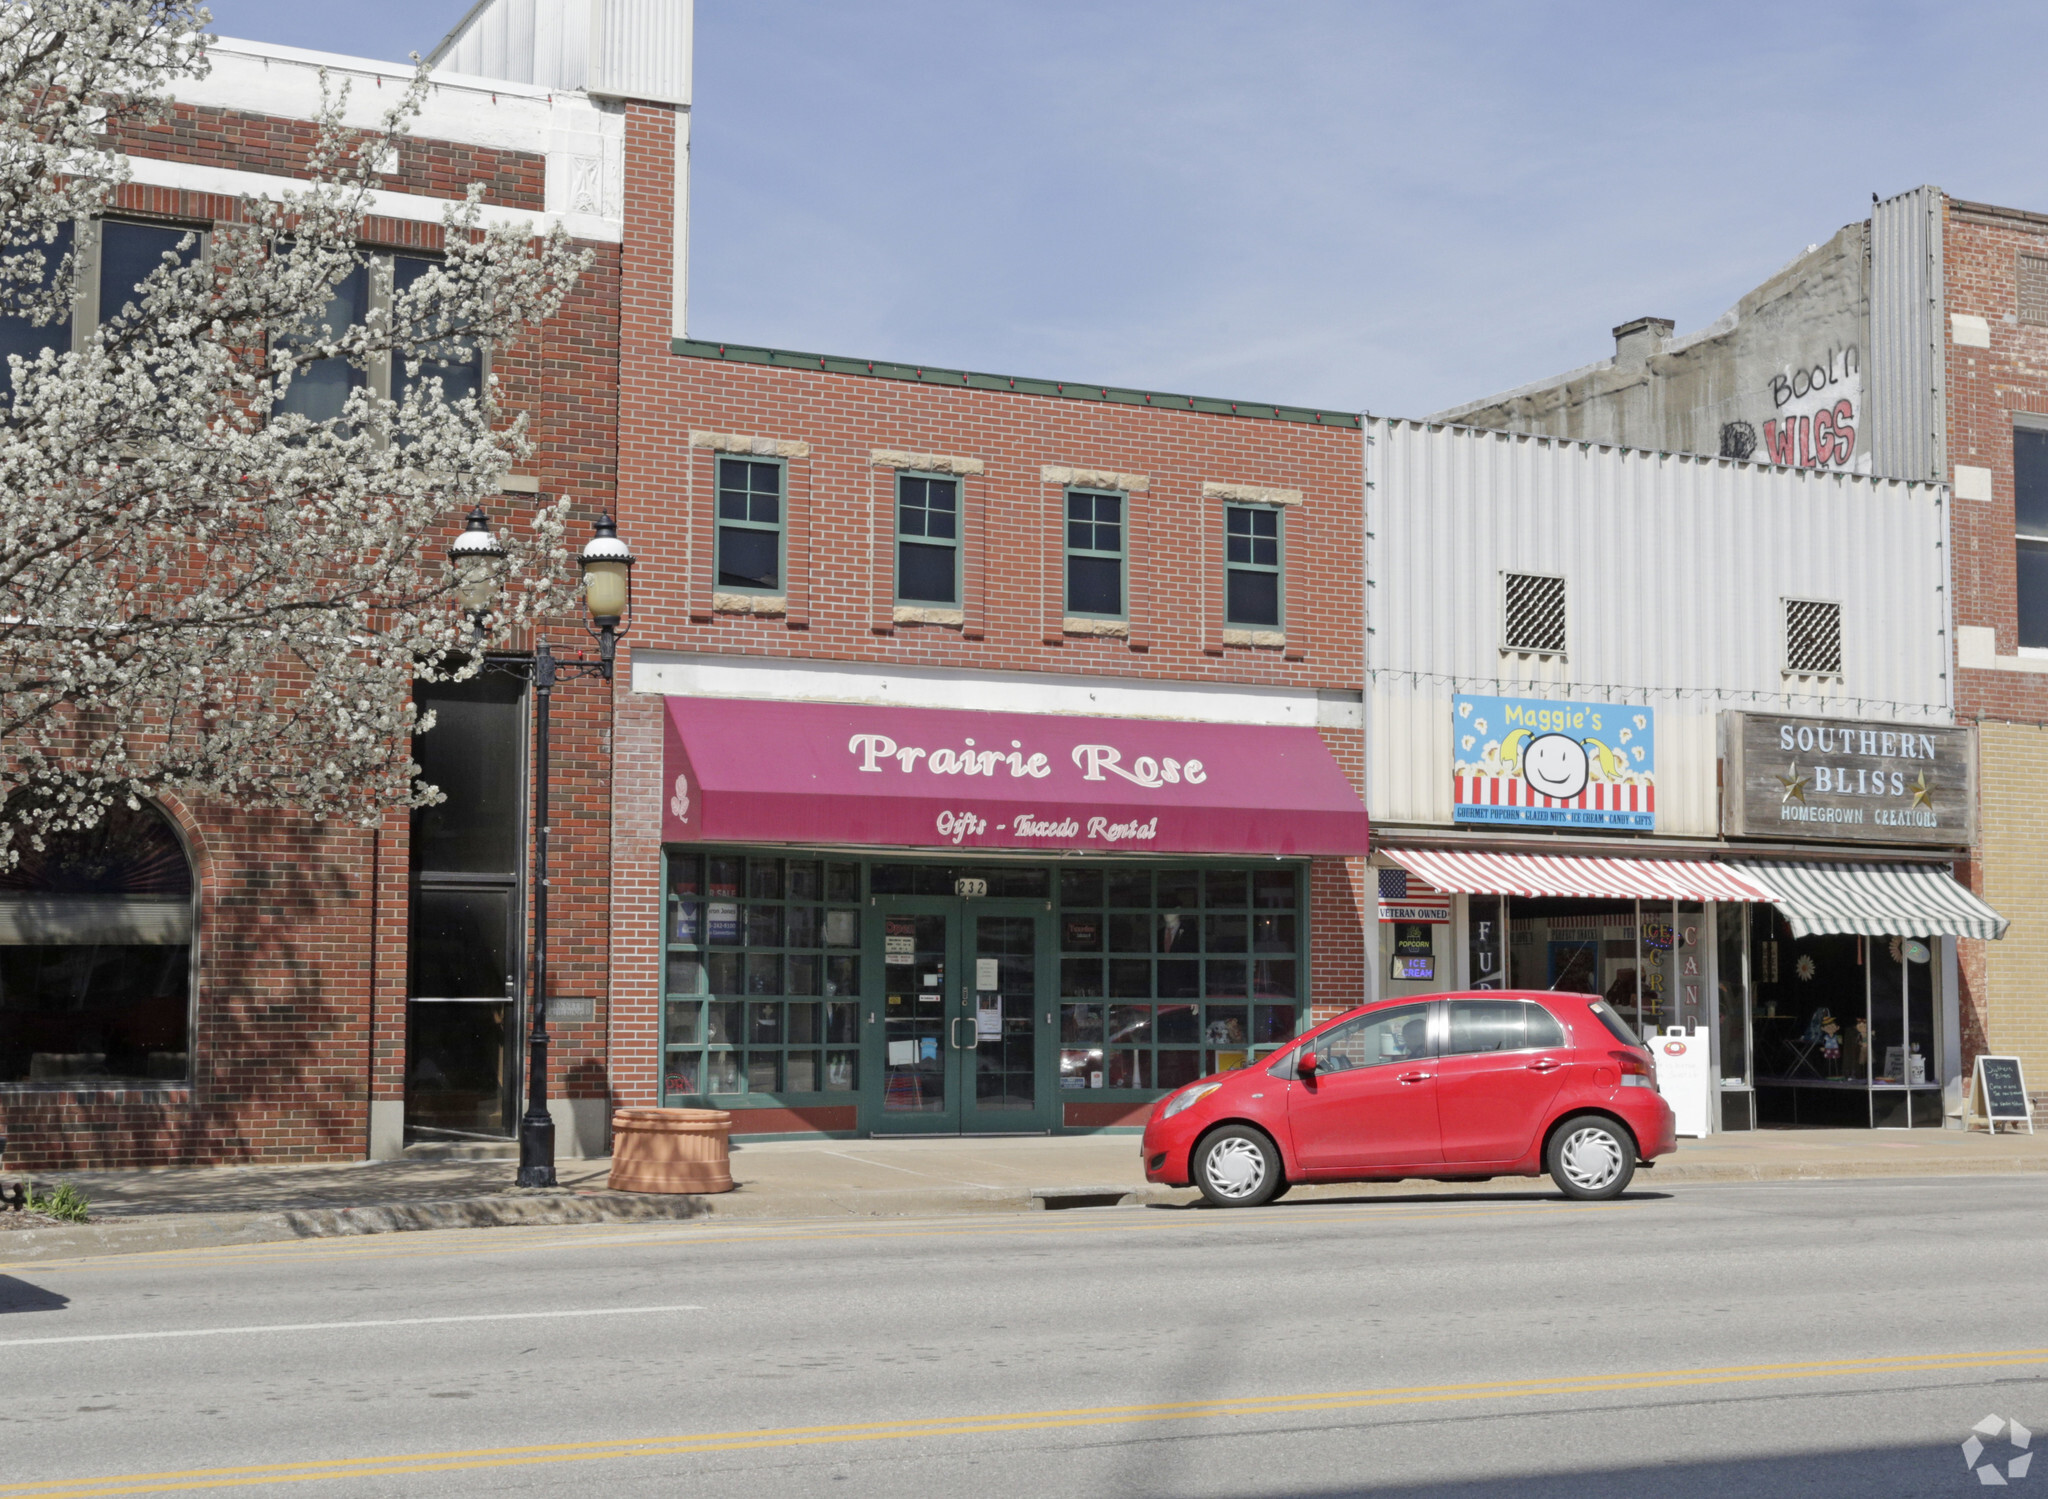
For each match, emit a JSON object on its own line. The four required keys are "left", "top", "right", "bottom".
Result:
{"left": 1527, "top": 1059, "right": 1562, "bottom": 1073}
{"left": 1396, "top": 1071, "right": 1432, "bottom": 1084}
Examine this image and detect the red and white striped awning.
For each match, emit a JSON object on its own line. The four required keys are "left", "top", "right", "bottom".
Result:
{"left": 1384, "top": 848, "right": 1776, "bottom": 903}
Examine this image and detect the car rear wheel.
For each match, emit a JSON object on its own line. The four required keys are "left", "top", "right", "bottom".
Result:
{"left": 1194, "top": 1127, "right": 1282, "bottom": 1208}
{"left": 1546, "top": 1114, "right": 1636, "bottom": 1201}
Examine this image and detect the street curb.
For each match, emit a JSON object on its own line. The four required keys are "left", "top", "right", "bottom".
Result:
{"left": 4, "top": 1154, "right": 2046, "bottom": 1264}
{"left": 0, "top": 1190, "right": 710, "bottom": 1264}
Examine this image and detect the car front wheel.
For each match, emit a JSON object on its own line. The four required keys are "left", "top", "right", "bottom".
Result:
{"left": 1545, "top": 1114, "right": 1636, "bottom": 1201}
{"left": 1194, "top": 1126, "right": 1283, "bottom": 1208}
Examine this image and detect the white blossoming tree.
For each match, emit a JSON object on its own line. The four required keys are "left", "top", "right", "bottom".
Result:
{"left": 0, "top": 0, "right": 585, "bottom": 849}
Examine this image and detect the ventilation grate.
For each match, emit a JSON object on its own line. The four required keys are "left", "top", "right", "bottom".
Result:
{"left": 1502, "top": 572, "right": 1567, "bottom": 654}
{"left": 1784, "top": 598, "right": 1843, "bottom": 675}
{"left": 2022, "top": 254, "right": 2048, "bottom": 327}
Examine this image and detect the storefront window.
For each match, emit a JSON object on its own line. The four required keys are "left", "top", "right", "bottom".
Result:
{"left": 1057, "top": 864, "right": 1300, "bottom": 1088}
{"left": 665, "top": 852, "right": 863, "bottom": 1101}
{"left": 662, "top": 854, "right": 1307, "bottom": 1111}
{"left": 0, "top": 799, "right": 194, "bottom": 1084}
{"left": 1748, "top": 907, "right": 1942, "bottom": 1128}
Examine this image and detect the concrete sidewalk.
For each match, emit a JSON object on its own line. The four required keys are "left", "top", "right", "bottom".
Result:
{"left": 3, "top": 1125, "right": 2045, "bottom": 1263}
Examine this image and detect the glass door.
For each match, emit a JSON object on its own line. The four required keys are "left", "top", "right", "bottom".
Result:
{"left": 962, "top": 908, "right": 1054, "bottom": 1133}
{"left": 872, "top": 900, "right": 956, "bottom": 1133}
{"left": 869, "top": 898, "right": 1052, "bottom": 1135}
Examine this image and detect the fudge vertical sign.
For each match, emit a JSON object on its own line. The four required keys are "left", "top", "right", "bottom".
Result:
{"left": 1453, "top": 695, "right": 1656, "bottom": 830}
{"left": 1721, "top": 713, "right": 1975, "bottom": 846}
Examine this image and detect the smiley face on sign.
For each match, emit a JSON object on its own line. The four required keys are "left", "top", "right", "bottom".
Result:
{"left": 1522, "top": 733, "right": 1590, "bottom": 800}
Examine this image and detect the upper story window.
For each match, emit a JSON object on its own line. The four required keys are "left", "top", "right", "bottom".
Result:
{"left": 273, "top": 250, "right": 485, "bottom": 428}
{"left": 1782, "top": 598, "right": 1843, "bottom": 675}
{"left": 2016, "top": 426, "right": 2048, "bottom": 649}
{"left": 1224, "top": 505, "right": 1282, "bottom": 627}
{"left": 94, "top": 218, "right": 203, "bottom": 329}
{"left": 717, "top": 457, "right": 784, "bottom": 593}
{"left": 1065, "top": 489, "right": 1125, "bottom": 619}
{"left": 0, "top": 222, "right": 72, "bottom": 388}
{"left": 896, "top": 473, "right": 959, "bottom": 606}
{"left": 0, "top": 217, "right": 205, "bottom": 393}
{"left": 1502, "top": 571, "right": 1567, "bottom": 655}
{"left": 274, "top": 259, "right": 368, "bottom": 424}
{"left": 392, "top": 253, "right": 482, "bottom": 411}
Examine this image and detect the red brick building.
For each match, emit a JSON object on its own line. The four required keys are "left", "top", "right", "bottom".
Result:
{"left": 1, "top": 3, "right": 1375, "bottom": 1164}
{"left": 0, "top": 15, "right": 666, "bottom": 1168}
{"left": 599, "top": 89, "right": 1369, "bottom": 1135}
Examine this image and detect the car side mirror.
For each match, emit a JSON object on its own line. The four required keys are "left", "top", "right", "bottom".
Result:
{"left": 1297, "top": 1051, "right": 1318, "bottom": 1077}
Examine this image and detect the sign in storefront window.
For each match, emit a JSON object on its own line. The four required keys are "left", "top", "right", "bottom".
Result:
{"left": 1452, "top": 694, "right": 1655, "bottom": 830}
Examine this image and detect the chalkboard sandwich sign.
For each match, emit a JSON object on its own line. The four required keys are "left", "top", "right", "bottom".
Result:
{"left": 1966, "top": 1055, "right": 2034, "bottom": 1134}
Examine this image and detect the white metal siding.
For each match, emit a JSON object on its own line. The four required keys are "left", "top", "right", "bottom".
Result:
{"left": 433, "top": 0, "right": 692, "bottom": 105}
{"left": 1869, "top": 185, "right": 1946, "bottom": 483}
{"left": 590, "top": 0, "right": 694, "bottom": 105}
{"left": 1366, "top": 419, "right": 1951, "bottom": 836}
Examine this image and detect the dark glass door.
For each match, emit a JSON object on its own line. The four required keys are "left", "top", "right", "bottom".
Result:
{"left": 407, "top": 671, "right": 525, "bottom": 1142}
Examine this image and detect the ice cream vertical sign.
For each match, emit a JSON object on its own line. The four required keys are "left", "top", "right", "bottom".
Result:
{"left": 1451, "top": 694, "right": 1657, "bottom": 830}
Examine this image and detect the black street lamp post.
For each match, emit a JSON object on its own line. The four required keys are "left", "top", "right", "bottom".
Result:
{"left": 449, "top": 509, "right": 635, "bottom": 1190}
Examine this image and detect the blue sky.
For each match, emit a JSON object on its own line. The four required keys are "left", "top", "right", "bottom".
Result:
{"left": 203, "top": 2, "right": 2048, "bottom": 418}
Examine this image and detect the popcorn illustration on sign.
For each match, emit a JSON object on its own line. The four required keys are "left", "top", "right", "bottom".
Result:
{"left": 1453, "top": 694, "right": 1656, "bottom": 830}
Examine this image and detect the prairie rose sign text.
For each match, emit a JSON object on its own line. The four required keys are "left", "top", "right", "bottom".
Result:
{"left": 660, "top": 697, "right": 1369, "bottom": 856}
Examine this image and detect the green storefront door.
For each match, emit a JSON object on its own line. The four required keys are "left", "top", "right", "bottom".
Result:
{"left": 868, "top": 897, "right": 1053, "bottom": 1134}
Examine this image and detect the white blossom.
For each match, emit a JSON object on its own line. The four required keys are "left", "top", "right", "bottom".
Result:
{"left": 0, "top": 2, "right": 587, "bottom": 851}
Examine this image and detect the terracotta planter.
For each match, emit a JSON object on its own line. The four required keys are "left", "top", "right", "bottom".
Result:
{"left": 607, "top": 1107, "right": 734, "bottom": 1194}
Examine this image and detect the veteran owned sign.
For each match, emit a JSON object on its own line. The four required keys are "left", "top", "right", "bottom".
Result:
{"left": 1721, "top": 712, "right": 1975, "bottom": 847}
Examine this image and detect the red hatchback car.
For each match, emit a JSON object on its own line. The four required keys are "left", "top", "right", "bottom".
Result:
{"left": 1141, "top": 990, "right": 1677, "bottom": 1207}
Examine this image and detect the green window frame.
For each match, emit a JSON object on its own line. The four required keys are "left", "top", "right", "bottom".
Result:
{"left": 1224, "top": 504, "right": 1283, "bottom": 628}
{"left": 716, "top": 457, "right": 785, "bottom": 594}
{"left": 1054, "top": 864, "right": 1302, "bottom": 1094}
{"left": 1064, "top": 487, "right": 1126, "bottom": 620}
{"left": 894, "top": 472, "right": 960, "bottom": 606}
{"left": 664, "top": 852, "right": 865, "bottom": 1103}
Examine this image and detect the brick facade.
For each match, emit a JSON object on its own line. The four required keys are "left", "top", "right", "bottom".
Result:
{"left": 1945, "top": 200, "right": 2048, "bottom": 1095}
{"left": 0, "top": 84, "right": 627, "bottom": 1170}
{"left": 604, "top": 106, "right": 1370, "bottom": 1123}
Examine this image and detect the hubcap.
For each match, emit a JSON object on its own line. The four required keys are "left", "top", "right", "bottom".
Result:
{"left": 1558, "top": 1126, "right": 1625, "bottom": 1192}
{"left": 1204, "top": 1137, "right": 1266, "bottom": 1198}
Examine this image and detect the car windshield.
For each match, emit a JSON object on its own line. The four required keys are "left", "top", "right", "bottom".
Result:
{"left": 1587, "top": 1000, "right": 1644, "bottom": 1049}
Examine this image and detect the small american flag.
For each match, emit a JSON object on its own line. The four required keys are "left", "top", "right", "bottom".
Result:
{"left": 1379, "top": 865, "right": 1445, "bottom": 900}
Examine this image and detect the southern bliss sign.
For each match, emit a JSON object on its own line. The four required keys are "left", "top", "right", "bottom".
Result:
{"left": 1720, "top": 712, "right": 1975, "bottom": 847}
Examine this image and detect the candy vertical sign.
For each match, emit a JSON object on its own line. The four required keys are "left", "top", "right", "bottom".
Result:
{"left": 1452, "top": 694, "right": 1656, "bottom": 830}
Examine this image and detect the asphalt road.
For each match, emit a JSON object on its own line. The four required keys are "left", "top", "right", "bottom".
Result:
{"left": 2, "top": 1176, "right": 2044, "bottom": 1498}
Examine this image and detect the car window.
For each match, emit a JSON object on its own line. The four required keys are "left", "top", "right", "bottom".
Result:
{"left": 1310, "top": 1003, "right": 1433, "bottom": 1073}
{"left": 1587, "top": 1000, "right": 1643, "bottom": 1049}
{"left": 1523, "top": 1002, "right": 1568, "bottom": 1049}
{"left": 1445, "top": 999, "right": 1526, "bottom": 1055}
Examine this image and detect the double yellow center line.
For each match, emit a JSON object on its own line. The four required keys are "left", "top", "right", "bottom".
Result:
{"left": 3, "top": 1347, "right": 2041, "bottom": 1497}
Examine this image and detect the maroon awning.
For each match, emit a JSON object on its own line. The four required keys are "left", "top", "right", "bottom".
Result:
{"left": 661, "top": 697, "right": 1368, "bottom": 856}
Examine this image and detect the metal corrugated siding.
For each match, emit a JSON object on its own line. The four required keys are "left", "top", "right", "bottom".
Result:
{"left": 434, "top": 0, "right": 593, "bottom": 88}
{"left": 432, "top": 0, "right": 691, "bottom": 104}
{"left": 1364, "top": 420, "right": 1951, "bottom": 836}
{"left": 1869, "top": 185, "right": 1945, "bottom": 483}
{"left": 589, "top": 0, "right": 693, "bottom": 105}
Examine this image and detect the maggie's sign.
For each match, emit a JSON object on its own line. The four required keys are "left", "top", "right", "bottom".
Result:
{"left": 1720, "top": 712, "right": 1975, "bottom": 847}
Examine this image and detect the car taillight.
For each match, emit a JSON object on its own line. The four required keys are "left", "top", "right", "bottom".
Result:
{"left": 1613, "top": 1050, "right": 1658, "bottom": 1090}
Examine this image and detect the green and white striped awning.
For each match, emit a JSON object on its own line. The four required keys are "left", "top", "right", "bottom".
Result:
{"left": 1730, "top": 861, "right": 2009, "bottom": 941}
